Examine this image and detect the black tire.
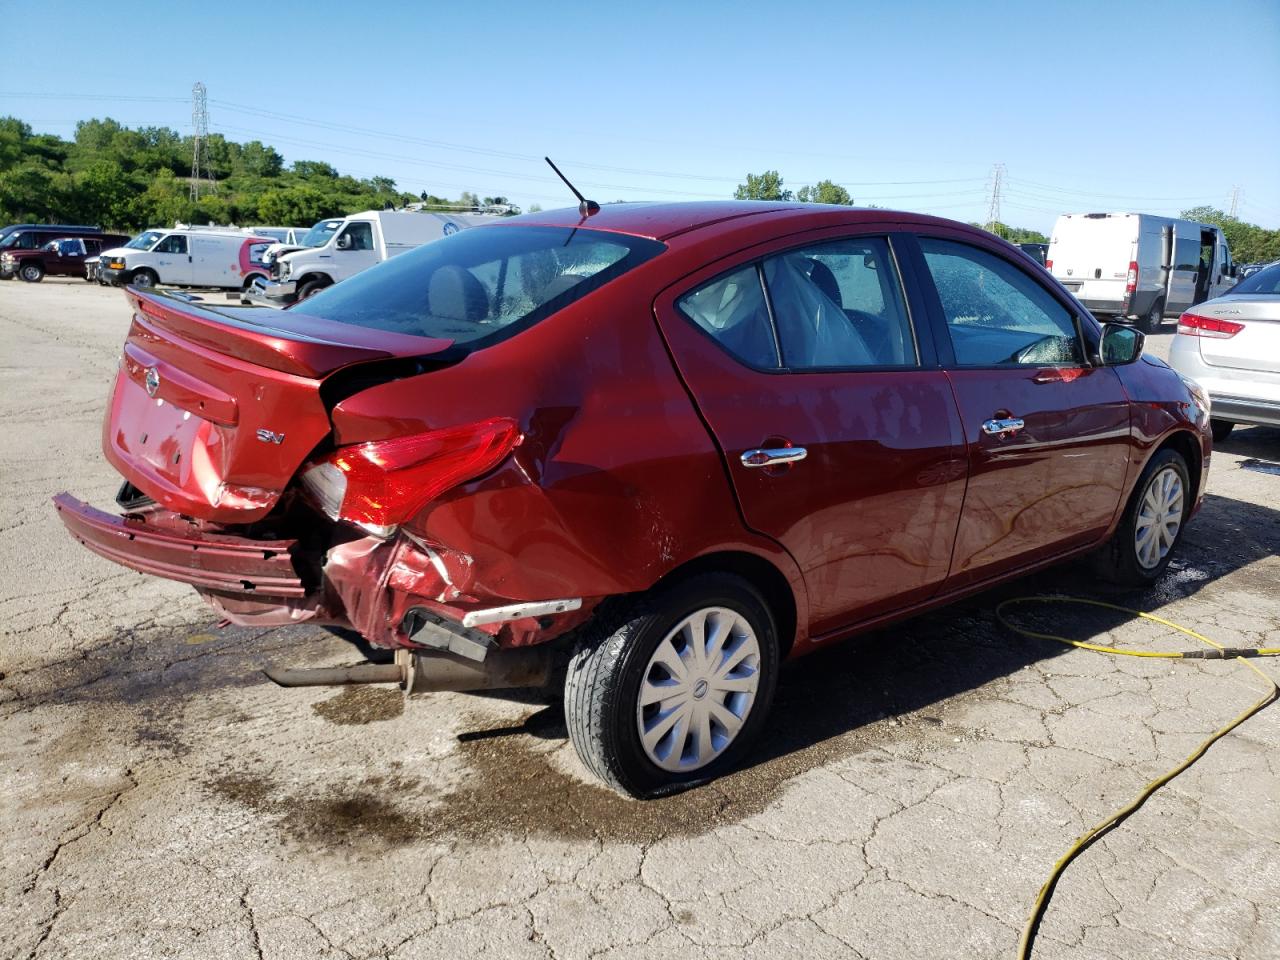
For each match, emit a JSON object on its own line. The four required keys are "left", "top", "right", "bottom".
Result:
{"left": 296, "top": 279, "right": 328, "bottom": 301}
{"left": 1210, "top": 420, "right": 1234, "bottom": 444}
{"left": 1093, "top": 447, "right": 1191, "bottom": 587}
{"left": 1137, "top": 298, "right": 1164, "bottom": 334}
{"left": 18, "top": 263, "right": 44, "bottom": 283}
{"left": 564, "top": 573, "right": 780, "bottom": 798}
{"left": 131, "top": 269, "right": 158, "bottom": 289}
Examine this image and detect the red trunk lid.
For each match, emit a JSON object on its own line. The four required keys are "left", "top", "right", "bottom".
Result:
{"left": 105, "top": 290, "right": 452, "bottom": 522}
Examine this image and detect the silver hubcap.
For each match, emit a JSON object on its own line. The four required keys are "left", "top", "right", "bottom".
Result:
{"left": 636, "top": 606, "right": 761, "bottom": 773}
{"left": 21, "top": 266, "right": 39, "bottom": 280}
{"left": 1135, "top": 466, "right": 1184, "bottom": 569}
{"left": 135, "top": 274, "right": 152, "bottom": 287}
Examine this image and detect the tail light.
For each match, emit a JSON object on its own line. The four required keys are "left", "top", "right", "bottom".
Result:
{"left": 1125, "top": 260, "right": 1139, "bottom": 294}
{"left": 1177, "top": 313, "right": 1244, "bottom": 339}
{"left": 301, "top": 417, "right": 522, "bottom": 537}
{"left": 1045, "top": 259, "right": 1053, "bottom": 271}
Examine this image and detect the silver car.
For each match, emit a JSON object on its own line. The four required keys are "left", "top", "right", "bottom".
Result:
{"left": 1169, "top": 261, "right": 1280, "bottom": 442}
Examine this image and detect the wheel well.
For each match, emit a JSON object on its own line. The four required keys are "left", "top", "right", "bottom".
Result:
{"left": 297, "top": 273, "right": 331, "bottom": 288}
{"left": 1157, "top": 430, "right": 1203, "bottom": 505}
{"left": 652, "top": 551, "right": 798, "bottom": 656}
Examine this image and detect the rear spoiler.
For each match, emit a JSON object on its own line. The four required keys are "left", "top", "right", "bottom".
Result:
{"left": 127, "top": 289, "right": 454, "bottom": 379}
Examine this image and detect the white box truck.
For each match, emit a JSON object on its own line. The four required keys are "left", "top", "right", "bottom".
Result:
{"left": 1047, "top": 213, "right": 1236, "bottom": 332}
{"left": 255, "top": 210, "right": 498, "bottom": 305}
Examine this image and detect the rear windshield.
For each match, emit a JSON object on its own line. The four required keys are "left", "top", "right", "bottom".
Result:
{"left": 294, "top": 225, "right": 665, "bottom": 348}
{"left": 1230, "top": 263, "right": 1280, "bottom": 295}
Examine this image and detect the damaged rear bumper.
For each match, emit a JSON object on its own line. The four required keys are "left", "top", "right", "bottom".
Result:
{"left": 53, "top": 493, "right": 593, "bottom": 655}
{"left": 53, "top": 493, "right": 306, "bottom": 597}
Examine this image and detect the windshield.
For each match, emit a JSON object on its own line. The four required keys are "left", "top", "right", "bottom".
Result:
{"left": 0, "top": 232, "right": 26, "bottom": 249}
{"left": 125, "top": 230, "right": 165, "bottom": 251}
{"left": 300, "top": 219, "right": 344, "bottom": 247}
{"left": 1230, "top": 263, "right": 1280, "bottom": 295}
{"left": 294, "top": 225, "right": 665, "bottom": 348}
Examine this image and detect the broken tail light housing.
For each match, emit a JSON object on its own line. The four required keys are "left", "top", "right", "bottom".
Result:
{"left": 1177, "top": 313, "right": 1244, "bottom": 339}
{"left": 301, "top": 417, "right": 522, "bottom": 538}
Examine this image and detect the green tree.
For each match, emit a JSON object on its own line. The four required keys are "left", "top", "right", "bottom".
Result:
{"left": 257, "top": 185, "right": 343, "bottom": 225}
{"left": 1180, "top": 206, "right": 1280, "bottom": 264}
{"left": 734, "top": 170, "right": 792, "bottom": 201}
{"left": 292, "top": 160, "right": 339, "bottom": 179}
{"left": 0, "top": 114, "right": 510, "bottom": 232}
{"left": 70, "top": 159, "right": 136, "bottom": 227}
{"left": 795, "top": 180, "right": 853, "bottom": 205}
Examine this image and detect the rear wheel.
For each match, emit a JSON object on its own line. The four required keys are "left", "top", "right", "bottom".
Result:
{"left": 1094, "top": 447, "right": 1190, "bottom": 587}
{"left": 565, "top": 573, "right": 779, "bottom": 798}
{"left": 1210, "top": 420, "right": 1234, "bottom": 443}
{"left": 19, "top": 263, "right": 44, "bottom": 283}
{"left": 1138, "top": 298, "right": 1164, "bottom": 334}
{"left": 131, "top": 269, "right": 157, "bottom": 288}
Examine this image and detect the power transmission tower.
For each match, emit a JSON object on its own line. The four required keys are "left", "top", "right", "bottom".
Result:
{"left": 985, "top": 163, "right": 1005, "bottom": 236}
{"left": 190, "top": 82, "right": 215, "bottom": 201}
{"left": 1228, "top": 185, "right": 1240, "bottom": 218}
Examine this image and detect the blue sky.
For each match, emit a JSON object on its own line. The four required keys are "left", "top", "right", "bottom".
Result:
{"left": 2, "top": 0, "right": 1278, "bottom": 232}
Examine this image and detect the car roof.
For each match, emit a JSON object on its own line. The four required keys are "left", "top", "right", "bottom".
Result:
{"left": 2, "top": 224, "right": 104, "bottom": 234}
{"left": 501, "top": 201, "right": 957, "bottom": 242}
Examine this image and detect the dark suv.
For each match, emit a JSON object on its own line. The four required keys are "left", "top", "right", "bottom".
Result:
{"left": 1, "top": 234, "right": 130, "bottom": 282}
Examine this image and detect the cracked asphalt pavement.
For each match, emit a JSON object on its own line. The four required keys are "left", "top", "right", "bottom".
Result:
{"left": 2, "top": 279, "right": 1278, "bottom": 959}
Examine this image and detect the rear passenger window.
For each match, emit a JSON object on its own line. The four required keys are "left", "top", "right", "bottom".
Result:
{"left": 763, "top": 238, "right": 915, "bottom": 368}
{"left": 920, "top": 238, "right": 1083, "bottom": 367}
{"left": 677, "top": 265, "right": 779, "bottom": 369}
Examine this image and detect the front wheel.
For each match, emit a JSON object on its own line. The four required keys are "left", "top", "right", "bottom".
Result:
{"left": 565, "top": 573, "right": 779, "bottom": 798}
{"left": 1094, "top": 447, "right": 1190, "bottom": 587}
{"left": 19, "top": 263, "right": 44, "bottom": 283}
{"left": 131, "top": 269, "right": 158, "bottom": 288}
{"left": 296, "top": 279, "right": 328, "bottom": 301}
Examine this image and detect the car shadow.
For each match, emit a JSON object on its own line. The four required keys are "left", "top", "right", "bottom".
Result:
{"left": 1214, "top": 422, "right": 1280, "bottom": 460}
{"left": 464, "top": 487, "right": 1278, "bottom": 788}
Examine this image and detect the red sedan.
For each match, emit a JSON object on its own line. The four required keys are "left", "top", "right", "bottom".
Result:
{"left": 55, "top": 202, "right": 1211, "bottom": 797}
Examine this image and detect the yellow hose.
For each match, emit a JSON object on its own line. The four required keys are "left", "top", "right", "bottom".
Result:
{"left": 996, "top": 596, "right": 1280, "bottom": 960}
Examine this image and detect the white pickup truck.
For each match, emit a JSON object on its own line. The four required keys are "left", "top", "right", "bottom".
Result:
{"left": 252, "top": 210, "right": 497, "bottom": 305}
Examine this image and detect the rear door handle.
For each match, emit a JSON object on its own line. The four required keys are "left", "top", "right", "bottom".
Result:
{"left": 982, "top": 417, "right": 1025, "bottom": 436}
{"left": 741, "top": 447, "right": 808, "bottom": 468}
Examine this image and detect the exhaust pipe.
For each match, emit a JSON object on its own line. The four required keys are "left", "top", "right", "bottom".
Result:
{"left": 263, "top": 646, "right": 554, "bottom": 694}
{"left": 263, "top": 663, "right": 403, "bottom": 687}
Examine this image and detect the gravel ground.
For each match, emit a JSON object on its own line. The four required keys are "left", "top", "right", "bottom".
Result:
{"left": 2, "top": 278, "right": 1278, "bottom": 960}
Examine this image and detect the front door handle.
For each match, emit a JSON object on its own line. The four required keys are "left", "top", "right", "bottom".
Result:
{"left": 982, "top": 417, "right": 1025, "bottom": 437}
{"left": 741, "top": 447, "right": 808, "bottom": 468}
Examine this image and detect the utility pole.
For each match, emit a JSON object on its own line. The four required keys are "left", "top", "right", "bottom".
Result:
{"left": 1228, "top": 185, "right": 1240, "bottom": 219}
{"left": 985, "top": 163, "right": 1005, "bottom": 236}
{"left": 190, "top": 81, "right": 215, "bottom": 201}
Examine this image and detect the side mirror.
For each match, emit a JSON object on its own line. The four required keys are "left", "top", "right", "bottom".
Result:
{"left": 1100, "top": 323, "right": 1144, "bottom": 365}
{"left": 335, "top": 233, "right": 352, "bottom": 250}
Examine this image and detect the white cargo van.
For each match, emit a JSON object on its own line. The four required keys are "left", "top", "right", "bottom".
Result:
{"left": 99, "top": 227, "right": 273, "bottom": 289}
{"left": 1047, "top": 213, "right": 1236, "bottom": 332}
{"left": 256, "top": 211, "right": 498, "bottom": 304}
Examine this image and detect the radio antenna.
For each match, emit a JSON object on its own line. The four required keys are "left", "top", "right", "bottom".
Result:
{"left": 545, "top": 157, "right": 600, "bottom": 217}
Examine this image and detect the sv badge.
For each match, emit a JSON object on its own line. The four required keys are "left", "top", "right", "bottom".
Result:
{"left": 256, "top": 428, "right": 286, "bottom": 445}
